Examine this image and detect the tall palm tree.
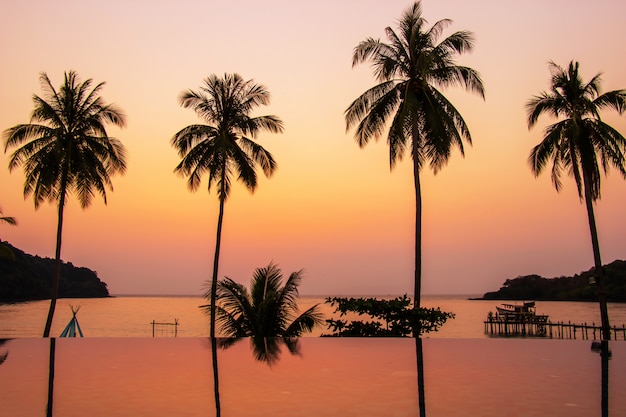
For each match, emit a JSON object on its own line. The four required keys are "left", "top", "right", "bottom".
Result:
{"left": 345, "top": 1, "right": 484, "bottom": 315}
{"left": 527, "top": 60, "right": 626, "bottom": 340}
{"left": 205, "top": 262, "right": 323, "bottom": 338}
{"left": 3, "top": 70, "right": 127, "bottom": 337}
{"left": 171, "top": 73, "right": 283, "bottom": 339}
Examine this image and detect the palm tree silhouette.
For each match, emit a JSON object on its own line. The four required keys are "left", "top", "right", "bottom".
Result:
{"left": 527, "top": 60, "right": 626, "bottom": 340}
{"left": 345, "top": 1, "right": 484, "bottom": 314}
{"left": 171, "top": 74, "right": 283, "bottom": 339}
{"left": 3, "top": 71, "right": 127, "bottom": 337}
{"left": 204, "top": 262, "right": 323, "bottom": 338}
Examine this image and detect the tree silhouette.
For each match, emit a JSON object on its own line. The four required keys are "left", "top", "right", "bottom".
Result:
{"left": 3, "top": 71, "right": 127, "bottom": 337}
{"left": 527, "top": 61, "right": 626, "bottom": 340}
{"left": 204, "top": 262, "right": 323, "bottom": 338}
{"left": 171, "top": 73, "right": 283, "bottom": 338}
{"left": 345, "top": 1, "right": 484, "bottom": 316}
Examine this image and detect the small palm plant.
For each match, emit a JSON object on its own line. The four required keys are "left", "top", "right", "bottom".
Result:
{"left": 204, "top": 262, "right": 323, "bottom": 338}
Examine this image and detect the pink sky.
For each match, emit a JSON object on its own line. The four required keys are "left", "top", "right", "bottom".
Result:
{"left": 1, "top": 0, "right": 625, "bottom": 296}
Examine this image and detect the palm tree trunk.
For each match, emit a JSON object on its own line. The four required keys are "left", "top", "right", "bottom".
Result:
{"left": 600, "top": 340, "right": 609, "bottom": 417}
{"left": 413, "top": 146, "right": 422, "bottom": 312}
{"left": 583, "top": 175, "right": 611, "bottom": 340}
{"left": 210, "top": 336, "right": 221, "bottom": 417}
{"left": 415, "top": 337, "right": 426, "bottom": 417}
{"left": 46, "top": 338, "right": 56, "bottom": 417}
{"left": 43, "top": 187, "right": 67, "bottom": 337}
{"left": 210, "top": 195, "right": 225, "bottom": 340}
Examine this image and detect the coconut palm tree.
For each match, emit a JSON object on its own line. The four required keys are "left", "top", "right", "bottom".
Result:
{"left": 527, "top": 60, "right": 626, "bottom": 340}
{"left": 204, "top": 262, "right": 323, "bottom": 338}
{"left": 171, "top": 73, "right": 283, "bottom": 339}
{"left": 3, "top": 70, "right": 127, "bottom": 337}
{"left": 345, "top": 1, "right": 484, "bottom": 314}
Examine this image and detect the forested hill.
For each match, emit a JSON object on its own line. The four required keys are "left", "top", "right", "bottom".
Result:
{"left": 0, "top": 241, "right": 109, "bottom": 301}
{"left": 480, "top": 260, "right": 626, "bottom": 302}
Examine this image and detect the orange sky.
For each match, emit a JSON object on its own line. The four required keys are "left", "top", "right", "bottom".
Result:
{"left": 1, "top": 0, "right": 625, "bottom": 296}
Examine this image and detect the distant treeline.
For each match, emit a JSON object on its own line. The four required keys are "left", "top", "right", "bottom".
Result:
{"left": 480, "top": 260, "right": 626, "bottom": 302}
{"left": 0, "top": 241, "right": 109, "bottom": 302}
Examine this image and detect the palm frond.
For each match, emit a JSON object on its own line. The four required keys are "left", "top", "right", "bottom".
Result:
{"left": 593, "top": 90, "right": 626, "bottom": 114}
{"left": 527, "top": 60, "right": 626, "bottom": 202}
{"left": 4, "top": 71, "right": 126, "bottom": 210}
{"left": 283, "top": 304, "right": 324, "bottom": 337}
{"left": 0, "top": 207, "right": 18, "bottom": 226}
{"left": 346, "top": 1, "right": 483, "bottom": 174}
{"left": 209, "top": 263, "right": 322, "bottom": 338}
{"left": 172, "top": 74, "right": 282, "bottom": 199}
{"left": 238, "top": 136, "right": 277, "bottom": 177}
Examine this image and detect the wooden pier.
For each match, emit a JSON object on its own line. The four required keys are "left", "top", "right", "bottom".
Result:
{"left": 484, "top": 317, "right": 626, "bottom": 340}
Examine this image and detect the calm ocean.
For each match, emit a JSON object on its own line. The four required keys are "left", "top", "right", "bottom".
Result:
{"left": 1, "top": 294, "right": 625, "bottom": 338}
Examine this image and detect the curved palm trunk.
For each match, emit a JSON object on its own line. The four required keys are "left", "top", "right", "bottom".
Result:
{"left": 583, "top": 174, "right": 611, "bottom": 340}
{"left": 210, "top": 194, "right": 226, "bottom": 340}
{"left": 412, "top": 120, "right": 423, "bottom": 329}
{"left": 43, "top": 183, "right": 68, "bottom": 337}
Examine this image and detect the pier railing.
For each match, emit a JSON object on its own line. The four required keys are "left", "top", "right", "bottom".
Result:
{"left": 484, "top": 317, "right": 626, "bottom": 340}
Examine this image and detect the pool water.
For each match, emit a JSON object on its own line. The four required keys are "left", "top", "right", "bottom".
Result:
{"left": 0, "top": 338, "right": 623, "bottom": 417}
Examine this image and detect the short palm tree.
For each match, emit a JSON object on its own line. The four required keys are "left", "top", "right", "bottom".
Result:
{"left": 171, "top": 73, "right": 283, "bottom": 339}
{"left": 527, "top": 60, "right": 626, "bottom": 340}
{"left": 3, "top": 71, "right": 127, "bottom": 337}
{"left": 205, "top": 262, "right": 323, "bottom": 338}
{"left": 345, "top": 1, "right": 484, "bottom": 314}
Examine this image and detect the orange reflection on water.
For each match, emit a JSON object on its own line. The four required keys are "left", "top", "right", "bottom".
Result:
{"left": 0, "top": 338, "right": 624, "bottom": 417}
{"left": 217, "top": 338, "right": 418, "bottom": 416}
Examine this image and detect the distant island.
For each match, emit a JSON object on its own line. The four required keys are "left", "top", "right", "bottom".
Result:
{"left": 0, "top": 241, "right": 109, "bottom": 302}
{"left": 478, "top": 260, "right": 626, "bottom": 302}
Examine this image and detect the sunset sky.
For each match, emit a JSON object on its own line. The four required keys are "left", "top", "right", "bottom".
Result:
{"left": 1, "top": 0, "right": 625, "bottom": 296}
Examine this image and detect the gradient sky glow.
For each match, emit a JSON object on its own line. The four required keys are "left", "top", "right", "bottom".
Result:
{"left": 1, "top": 0, "right": 625, "bottom": 296}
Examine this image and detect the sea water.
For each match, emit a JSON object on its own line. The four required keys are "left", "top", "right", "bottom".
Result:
{"left": 1, "top": 295, "right": 625, "bottom": 338}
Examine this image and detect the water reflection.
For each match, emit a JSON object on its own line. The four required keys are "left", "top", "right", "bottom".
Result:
{"left": 415, "top": 337, "right": 426, "bottom": 417}
{"left": 0, "top": 338, "right": 623, "bottom": 416}
{"left": 592, "top": 341, "right": 611, "bottom": 417}
{"left": 208, "top": 337, "right": 304, "bottom": 417}
{"left": 210, "top": 337, "right": 221, "bottom": 417}
{"left": 0, "top": 339, "right": 9, "bottom": 366}
{"left": 46, "top": 338, "right": 55, "bottom": 417}
{"left": 215, "top": 337, "right": 303, "bottom": 366}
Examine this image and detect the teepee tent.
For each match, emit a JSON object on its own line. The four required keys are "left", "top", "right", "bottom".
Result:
{"left": 60, "top": 305, "right": 83, "bottom": 337}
